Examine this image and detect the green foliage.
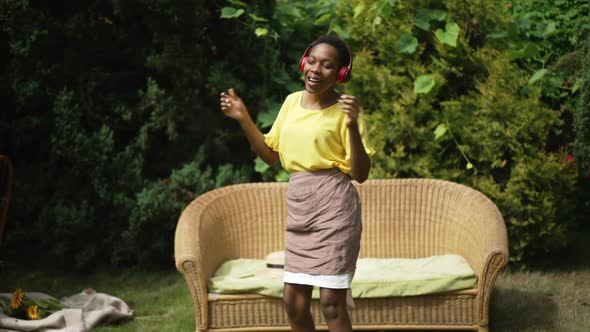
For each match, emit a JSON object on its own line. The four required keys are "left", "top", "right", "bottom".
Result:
{"left": 506, "top": 0, "right": 589, "bottom": 154}
{"left": 396, "top": 33, "right": 419, "bottom": 54}
{"left": 121, "top": 149, "right": 251, "bottom": 266}
{"left": 509, "top": 0, "right": 589, "bottom": 59}
{"left": 338, "top": 0, "right": 579, "bottom": 266}
{"left": 571, "top": 18, "right": 590, "bottom": 170}
{"left": 254, "top": 156, "right": 289, "bottom": 182}
{"left": 481, "top": 154, "right": 576, "bottom": 262}
{"left": 33, "top": 79, "right": 185, "bottom": 268}
{"left": 0, "top": 0, "right": 275, "bottom": 268}
{"left": 413, "top": 75, "right": 436, "bottom": 94}
{"left": 435, "top": 22, "right": 460, "bottom": 47}
{"left": 220, "top": 7, "right": 245, "bottom": 19}
{"left": 1, "top": 0, "right": 587, "bottom": 269}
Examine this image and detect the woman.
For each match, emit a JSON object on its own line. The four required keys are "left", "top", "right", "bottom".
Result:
{"left": 220, "top": 35, "right": 374, "bottom": 332}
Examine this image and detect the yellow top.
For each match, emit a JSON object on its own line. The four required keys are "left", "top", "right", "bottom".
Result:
{"left": 264, "top": 91, "right": 375, "bottom": 174}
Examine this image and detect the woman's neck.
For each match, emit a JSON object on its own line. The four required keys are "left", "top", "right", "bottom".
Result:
{"left": 301, "top": 89, "right": 339, "bottom": 110}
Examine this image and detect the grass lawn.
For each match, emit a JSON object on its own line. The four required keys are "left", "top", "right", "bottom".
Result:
{"left": 1, "top": 259, "right": 589, "bottom": 332}
{"left": 0, "top": 261, "right": 194, "bottom": 332}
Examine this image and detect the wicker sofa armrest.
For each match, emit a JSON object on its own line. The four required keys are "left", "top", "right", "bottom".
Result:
{"left": 174, "top": 192, "right": 233, "bottom": 330}
{"left": 445, "top": 184, "right": 509, "bottom": 326}
{"left": 446, "top": 186, "right": 509, "bottom": 279}
{"left": 174, "top": 183, "right": 288, "bottom": 330}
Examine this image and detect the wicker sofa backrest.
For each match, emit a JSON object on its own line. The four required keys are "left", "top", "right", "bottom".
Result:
{"left": 357, "top": 178, "right": 495, "bottom": 260}
{"left": 190, "top": 182, "right": 287, "bottom": 261}
{"left": 188, "top": 178, "right": 505, "bottom": 276}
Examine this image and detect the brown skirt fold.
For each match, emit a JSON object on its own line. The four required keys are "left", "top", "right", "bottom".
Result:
{"left": 284, "top": 168, "right": 362, "bottom": 275}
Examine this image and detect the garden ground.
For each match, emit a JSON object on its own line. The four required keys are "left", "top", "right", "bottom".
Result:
{"left": 1, "top": 256, "right": 589, "bottom": 332}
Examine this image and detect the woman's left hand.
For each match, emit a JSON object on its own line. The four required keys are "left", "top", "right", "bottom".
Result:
{"left": 338, "top": 94, "right": 362, "bottom": 127}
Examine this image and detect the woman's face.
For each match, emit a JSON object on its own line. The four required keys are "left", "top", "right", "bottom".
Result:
{"left": 303, "top": 43, "right": 340, "bottom": 95}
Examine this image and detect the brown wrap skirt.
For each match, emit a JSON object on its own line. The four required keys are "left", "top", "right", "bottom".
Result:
{"left": 284, "top": 168, "right": 362, "bottom": 276}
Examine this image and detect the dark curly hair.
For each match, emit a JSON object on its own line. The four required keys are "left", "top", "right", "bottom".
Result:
{"left": 309, "top": 35, "right": 352, "bottom": 70}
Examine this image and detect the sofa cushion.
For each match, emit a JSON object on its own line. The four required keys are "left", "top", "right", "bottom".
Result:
{"left": 208, "top": 255, "right": 477, "bottom": 298}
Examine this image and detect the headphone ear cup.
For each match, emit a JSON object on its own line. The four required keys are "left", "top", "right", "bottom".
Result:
{"left": 299, "top": 56, "right": 308, "bottom": 72}
{"left": 337, "top": 66, "right": 350, "bottom": 83}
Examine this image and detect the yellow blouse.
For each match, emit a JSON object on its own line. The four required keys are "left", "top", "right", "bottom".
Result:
{"left": 264, "top": 91, "right": 375, "bottom": 174}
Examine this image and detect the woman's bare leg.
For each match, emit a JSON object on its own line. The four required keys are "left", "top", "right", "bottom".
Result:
{"left": 283, "top": 283, "right": 315, "bottom": 332}
{"left": 319, "top": 287, "right": 352, "bottom": 332}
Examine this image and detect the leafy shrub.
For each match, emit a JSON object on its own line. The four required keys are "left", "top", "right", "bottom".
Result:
{"left": 508, "top": 0, "right": 589, "bottom": 162}
{"left": 337, "top": 0, "right": 578, "bottom": 266}
{"left": 571, "top": 18, "right": 590, "bottom": 169}
{"left": 1, "top": 0, "right": 586, "bottom": 269}
{"left": 0, "top": 0, "right": 274, "bottom": 269}
{"left": 120, "top": 149, "right": 252, "bottom": 267}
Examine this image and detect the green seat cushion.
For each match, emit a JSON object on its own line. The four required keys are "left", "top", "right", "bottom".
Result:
{"left": 208, "top": 255, "right": 477, "bottom": 299}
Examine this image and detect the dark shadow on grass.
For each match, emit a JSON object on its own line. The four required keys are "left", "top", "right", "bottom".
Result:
{"left": 490, "top": 286, "right": 558, "bottom": 331}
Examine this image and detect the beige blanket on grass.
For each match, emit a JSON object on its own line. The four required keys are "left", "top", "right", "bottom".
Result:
{"left": 0, "top": 289, "right": 133, "bottom": 332}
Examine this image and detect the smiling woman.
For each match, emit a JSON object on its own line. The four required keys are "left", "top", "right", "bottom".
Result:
{"left": 301, "top": 43, "right": 342, "bottom": 103}
{"left": 218, "top": 35, "right": 375, "bottom": 332}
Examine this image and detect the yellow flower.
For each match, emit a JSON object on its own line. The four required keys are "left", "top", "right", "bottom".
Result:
{"left": 10, "top": 288, "right": 24, "bottom": 309}
{"left": 26, "top": 305, "right": 40, "bottom": 320}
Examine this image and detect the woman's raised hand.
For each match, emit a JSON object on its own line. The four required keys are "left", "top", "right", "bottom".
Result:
{"left": 219, "top": 88, "right": 279, "bottom": 164}
{"left": 220, "top": 88, "right": 248, "bottom": 121}
{"left": 338, "top": 94, "right": 361, "bottom": 127}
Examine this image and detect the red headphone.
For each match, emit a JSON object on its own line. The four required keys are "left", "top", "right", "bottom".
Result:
{"left": 299, "top": 43, "right": 352, "bottom": 83}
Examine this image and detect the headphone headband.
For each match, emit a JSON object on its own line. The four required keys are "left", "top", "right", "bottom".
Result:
{"left": 298, "top": 41, "right": 352, "bottom": 83}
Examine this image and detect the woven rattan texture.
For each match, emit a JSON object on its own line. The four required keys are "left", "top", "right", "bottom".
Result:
{"left": 208, "top": 294, "right": 478, "bottom": 329}
{"left": 175, "top": 179, "right": 508, "bottom": 332}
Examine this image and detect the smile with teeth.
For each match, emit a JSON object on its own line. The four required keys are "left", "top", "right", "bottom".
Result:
{"left": 308, "top": 76, "right": 321, "bottom": 83}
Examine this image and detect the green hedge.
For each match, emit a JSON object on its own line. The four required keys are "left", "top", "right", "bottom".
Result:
{"left": 572, "top": 19, "right": 590, "bottom": 169}
{"left": 1, "top": 0, "right": 586, "bottom": 269}
{"left": 0, "top": 0, "right": 276, "bottom": 268}
{"left": 336, "top": 0, "right": 579, "bottom": 266}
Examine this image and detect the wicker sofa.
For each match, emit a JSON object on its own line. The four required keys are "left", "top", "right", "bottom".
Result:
{"left": 174, "top": 178, "right": 509, "bottom": 332}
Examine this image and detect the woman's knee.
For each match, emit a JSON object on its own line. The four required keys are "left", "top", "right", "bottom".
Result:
{"left": 283, "top": 297, "right": 306, "bottom": 321}
{"left": 283, "top": 283, "right": 313, "bottom": 321}
{"left": 319, "top": 288, "right": 347, "bottom": 320}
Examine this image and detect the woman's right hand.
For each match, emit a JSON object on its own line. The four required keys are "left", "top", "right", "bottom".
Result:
{"left": 220, "top": 88, "right": 248, "bottom": 121}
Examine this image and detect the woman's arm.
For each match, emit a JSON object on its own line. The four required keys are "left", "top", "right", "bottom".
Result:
{"left": 220, "top": 88, "right": 279, "bottom": 165}
{"left": 338, "top": 94, "right": 371, "bottom": 183}
{"left": 347, "top": 124, "right": 370, "bottom": 183}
